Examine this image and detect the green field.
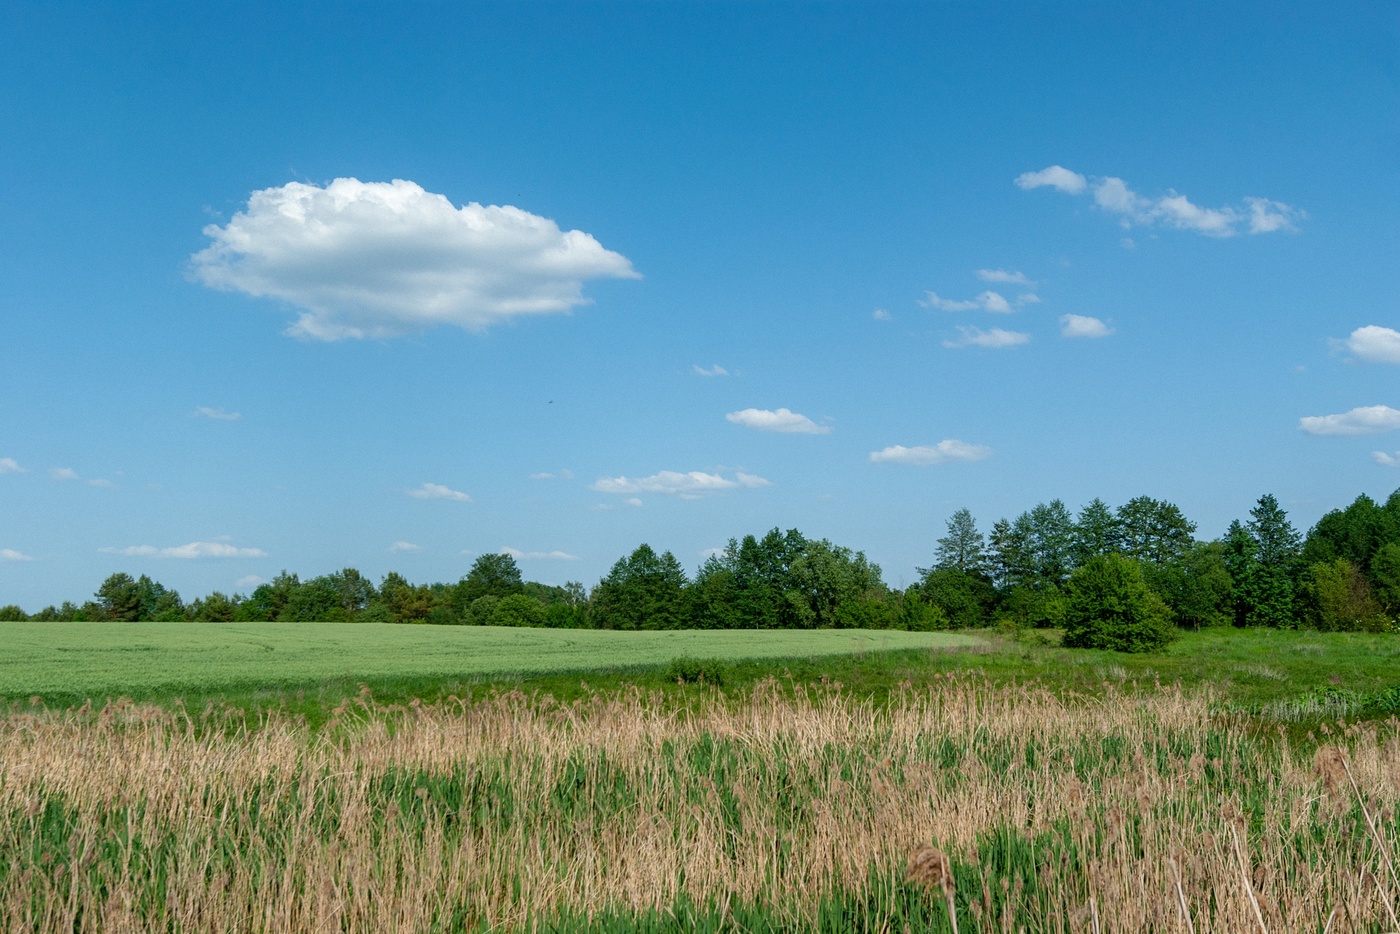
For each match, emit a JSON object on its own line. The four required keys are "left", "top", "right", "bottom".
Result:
{"left": 0, "top": 623, "right": 978, "bottom": 701}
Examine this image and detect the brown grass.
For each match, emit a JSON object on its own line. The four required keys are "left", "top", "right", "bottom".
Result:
{"left": 0, "top": 675, "right": 1396, "bottom": 931}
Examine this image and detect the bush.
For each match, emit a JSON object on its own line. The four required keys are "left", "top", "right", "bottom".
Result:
{"left": 665, "top": 656, "right": 726, "bottom": 686}
{"left": 1062, "top": 554, "right": 1176, "bottom": 653}
{"left": 491, "top": 594, "right": 546, "bottom": 628}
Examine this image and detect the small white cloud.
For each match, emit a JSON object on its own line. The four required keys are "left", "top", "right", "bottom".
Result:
{"left": 1340, "top": 326, "right": 1400, "bottom": 365}
{"left": 389, "top": 541, "right": 424, "bottom": 554}
{"left": 976, "top": 269, "right": 1032, "bottom": 285}
{"left": 977, "top": 291, "right": 1013, "bottom": 314}
{"left": 625, "top": 497, "right": 643, "bottom": 507}
{"left": 50, "top": 467, "right": 78, "bottom": 481}
{"left": 590, "top": 469, "right": 771, "bottom": 498}
{"left": 191, "top": 177, "right": 639, "bottom": 340}
{"left": 735, "top": 472, "right": 772, "bottom": 488}
{"left": 943, "top": 326, "right": 1031, "bottom": 349}
{"left": 501, "top": 547, "right": 579, "bottom": 561}
{"left": 530, "top": 469, "right": 575, "bottom": 481}
{"left": 235, "top": 575, "right": 265, "bottom": 589}
{"left": 692, "top": 364, "right": 729, "bottom": 377}
{"left": 1014, "top": 165, "right": 1088, "bottom": 194}
{"left": 1300, "top": 405, "right": 1400, "bottom": 437}
{"left": 100, "top": 541, "right": 268, "bottom": 558}
{"left": 407, "top": 482, "right": 471, "bottom": 502}
{"left": 1017, "top": 292, "right": 1041, "bottom": 305}
{"left": 919, "top": 291, "right": 979, "bottom": 312}
{"left": 0, "top": 548, "right": 34, "bottom": 562}
{"left": 87, "top": 478, "right": 114, "bottom": 488}
{"left": 1060, "top": 314, "right": 1114, "bottom": 339}
{"left": 1246, "top": 197, "right": 1304, "bottom": 234}
{"left": 0, "top": 458, "right": 25, "bottom": 474}
{"left": 1373, "top": 451, "right": 1399, "bottom": 466}
{"left": 869, "top": 441, "right": 993, "bottom": 466}
{"left": 921, "top": 290, "right": 1027, "bottom": 315}
{"left": 1092, "top": 176, "right": 1149, "bottom": 216}
{"left": 699, "top": 546, "right": 728, "bottom": 559}
{"left": 194, "top": 406, "right": 241, "bottom": 421}
{"left": 725, "top": 407, "right": 831, "bottom": 435}
{"left": 872, "top": 308, "right": 892, "bottom": 321}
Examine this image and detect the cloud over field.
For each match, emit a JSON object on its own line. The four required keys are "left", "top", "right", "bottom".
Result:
{"left": 869, "top": 440, "right": 992, "bottom": 466}
{"left": 590, "top": 469, "right": 771, "bottom": 498}
{"left": 725, "top": 407, "right": 830, "bottom": 434}
{"left": 100, "top": 541, "right": 268, "bottom": 558}
{"left": 1299, "top": 405, "right": 1400, "bottom": 436}
{"left": 191, "top": 178, "right": 639, "bottom": 340}
{"left": 406, "top": 482, "right": 471, "bottom": 502}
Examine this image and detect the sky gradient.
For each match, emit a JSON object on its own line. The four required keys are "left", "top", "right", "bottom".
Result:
{"left": 3, "top": 2, "right": 1398, "bottom": 608}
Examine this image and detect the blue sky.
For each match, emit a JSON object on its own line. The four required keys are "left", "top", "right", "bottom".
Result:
{"left": 3, "top": 2, "right": 1398, "bottom": 608}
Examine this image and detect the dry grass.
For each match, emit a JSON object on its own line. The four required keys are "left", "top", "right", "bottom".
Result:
{"left": 0, "top": 675, "right": 1396, "bottom": 932}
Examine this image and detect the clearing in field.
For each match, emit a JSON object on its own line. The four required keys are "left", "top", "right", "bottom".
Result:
{"left": 0, "top": 623, "right": 977, "bottom": 700}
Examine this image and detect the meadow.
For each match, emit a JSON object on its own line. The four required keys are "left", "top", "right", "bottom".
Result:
{"left": 1, "top": 627, "right": 1397, "bottom": 932}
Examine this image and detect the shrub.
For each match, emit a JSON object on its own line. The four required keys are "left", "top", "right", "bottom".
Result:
{"left": 1062, "top": 554, "right": 1176, "bottom": 653}
{"left": 491, "top": 594, "right": 546, "bottom": 628}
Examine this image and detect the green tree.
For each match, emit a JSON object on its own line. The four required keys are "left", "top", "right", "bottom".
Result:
{"left": 1072, "top": 498, "right": 1120, "bottom": 565}
{"left": 1301, "top": 558, "right": 1387, "bottom": 632}
{"left": 1027, "top": 500, "right": 1076, "bottom": 585}
{"left": 934, "top": 508, "right": 986, "bottom": 574}
{"left": 1062, "top": 553, "right": 1176, "bottom": 652}
{"left": 1372, "top": 542, "right": 1400, "bottom": 617}
{"left": 0, "top": 605, "right": 26, "bottom": 621}
{"left": 1242, "top": 494, "right": 1302, "bottom": 628}
{"left": 987, "top": 516, "right": 1033, "bottom": 591}
{"left": 1115, "top": 496, "right": 1197, "bottom": 567}
{"left": 590, "top": 544, "right": 690, "bottom": 630}
{"left": 236, "top": 571, "right": 300, "bottom": 621}
{"left": 917, "top": 566, "right": 995, "bottom": 628}
{"left": 95, "top": 573, "right": 140, "bottom": 621}
{"left": 784, "top": 538, "right": 884, "bottom": 629}
{"left": 1145, "top": 541, "right": 1233, "bottom": 629}
{"left": 190, "top": 591, "right": 237, "bottom": 622}
{"left": 457, "top": 553, "right": 525, "bottom": 606}
{"left": 491, "top": 593, "right": 546, "bottom": 627}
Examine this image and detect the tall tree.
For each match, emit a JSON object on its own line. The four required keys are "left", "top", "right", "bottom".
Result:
{"left": 1072, "top": 498, "right": 1120, "bottom": 564}
{"left": 590, "top": 544, "right": 690, "bottom": 630}
{"left": 457, "top": 553, "right": 525, "bottom": 605}
{"left": 95, "top": 573, "right": 140, "bottom": 621}
{"left": 1115, "top": 496, "right": 1197, "bottom": 566}
{"left": 1027, "top": 500, "right": 1075, "bottom": 585}
{"left": 934, "top": 508, "right": 986, "bottom": 574}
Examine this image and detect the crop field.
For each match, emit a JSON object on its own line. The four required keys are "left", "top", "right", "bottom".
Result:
{"left": 0, "top": 623, "right": 976, "bottom": 702}
{"left": 2, "top": 672, "right": 1398, "bottom": 932}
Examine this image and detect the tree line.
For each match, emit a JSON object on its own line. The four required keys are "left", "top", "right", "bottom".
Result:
{"left": 4, "top": 489, "right": 1400, "bottom": 645}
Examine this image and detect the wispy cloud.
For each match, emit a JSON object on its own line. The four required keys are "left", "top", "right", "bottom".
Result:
{"left": 99, "top": 541, "right": 268, "bottom": 558}
{"left": 921, "top": 290, "right": 1023, "bottom": 314}
{"left": 0, "top": 548, "right": 34, "bottom": 562}
{"left": 191, "top": 177, "right": 639, "bottom": 340}
{"left": 406, "top": 482, "right": 471, "bottom": 502}
{"left": 976, "top": 269, "right": 1033, "bottom": 285}
{"left": 869, "top": 441, "right": 992, "bottom": 466}
{"left": 235, "top": 575, "right": 265, "bottom": 589}
{"left": 1059, "top": 314, "right": 1114, "bottom": 339}
{"left": 87, "top": 478, "right": 114, "bottom": 488}
{"left": 49, "top": 467, "right": 78, "bottom": 481}
{"left": 725, "top": 407, "right": 831, "bottom": 435}
{"left": 692, "top": 364, "right": 729, "bottom": 377}
{"left": 389, "top": 541, "right": 424, "bottom": 554}
{"left": 1299, "top": 405, "right": 1400, "bottom": 437}
{"left": 942, "top": 326, "right": 1030, "bottom": 349}
{"left": 1374, "top": 451, "right": 1400, "bottom": 466}
{"left": 501, "top": 547, "right": 579, "bottom": 561}
{"left": 0, "top": 458, "right": 24, "bottom": 474}
{"left": 1338, "top": 326, "right": 1400, "bottom": 365}
{"left": 530, "top": 469, "right": 574, "bottom": 480}
{"left": 194, "top": 406, "right": 242, "bottom": 421}
{"left": 591, "top": 470, "right": 771, "bottom": 498}
{"left": 1017, "top": 165, "right": 1303, "bottom": 237}
{"left": 872, "top": 308, "right": 892, "bottom": 321}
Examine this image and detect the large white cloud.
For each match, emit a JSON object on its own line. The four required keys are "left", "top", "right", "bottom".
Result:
{"left": 406, "top": 482, "right": 471, "bottom": 502}
{"left": 590, "top": 469, "right": 771, "bottom": 498}
{"left": 1340, "top": 326, "right": 1400, "bottom": 364}
{"left": 100, "top": 541, "right": 268, "bottom": 559}
{"left": 869, "top": 441, "right": 992, "bottom": 466}
{"left": 1059, "top": 314, "right": 1114, "bottom": 338}
{"left": 191, "top": 178, "right": 639, "bottom": 340}
{"left": 943, "top": 326, "right": 1030, "bottom": 349}
{"left": 1017, "top": 166, "right": 1303, "bottom": 237}
{"left": 725, "top": 407, "right": 830, "bottom": 434}
{"left": 1299, "top": 405, "right": 1400, "bottom": 436}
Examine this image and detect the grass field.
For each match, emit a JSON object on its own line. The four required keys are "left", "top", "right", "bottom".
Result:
{"left": 0, "top": 623, "right": 978, "bottom": 703}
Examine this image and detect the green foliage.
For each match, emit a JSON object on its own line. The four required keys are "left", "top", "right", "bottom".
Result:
{"left": 1144, "top": 541, "right": 1233, "bottom": 628}
{"left": 591, "top": 544, "right": 690, "bottom": 630}
{"left": 0, "top": 604, "right": 27, "bottom": 621}
{"left": 1300, "top": 558, "right": 1388, "bottom": 632}
{"left": 457, "top": 553, "right": 525, "bottom": 606}
{"left": 1062, "top": 554, "right": 1176, "bottom": 652}
{"left": 1115, "top": 495, "right": 1196, "bottom": 566}
{"left": 916, "top": 567, "right": 994, "bottom": 628}
{"left": 491, "top": 594, "right": 546, "bottom": 628}
{"left": 95, "top": 572, "right": 141, "bottom": 621}
{"left": 664, "top": 656, "right": 726, "bottom": 686}
{"left": 932, "top": 507, "right": 985, "bottom": 574}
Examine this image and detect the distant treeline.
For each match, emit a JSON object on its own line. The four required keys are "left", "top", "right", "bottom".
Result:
{"left": 5, "top": 490, "right": 1400, "bottom": 635}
